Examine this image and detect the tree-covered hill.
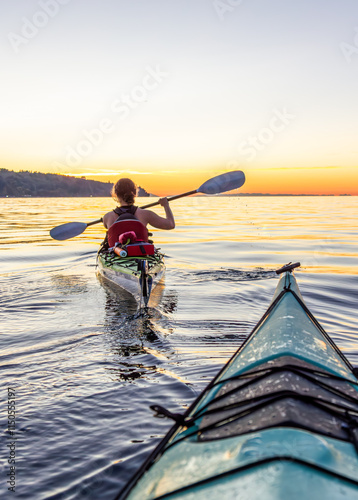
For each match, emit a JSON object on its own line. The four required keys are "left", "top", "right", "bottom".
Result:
{"left": 0, "top": 169, "right": 151, "bottom": 197}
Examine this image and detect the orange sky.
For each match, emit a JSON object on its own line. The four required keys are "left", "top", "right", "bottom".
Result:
{"left": 77, "top": 166, "right": 358, "bottom": 197}
{"left": 2, "top": 159, "right": 357, "bottom": 196}
{"left": 243, "top": 167, "right": 358, "bottom": 196}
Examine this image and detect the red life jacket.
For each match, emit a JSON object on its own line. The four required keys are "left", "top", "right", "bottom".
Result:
{"left": 107, "top": 206, "right": 153, "bottom": 255}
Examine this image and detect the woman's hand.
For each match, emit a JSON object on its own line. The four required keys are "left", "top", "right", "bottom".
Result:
{"left": 159, "top": 197, "right": 169, "bottom": 207}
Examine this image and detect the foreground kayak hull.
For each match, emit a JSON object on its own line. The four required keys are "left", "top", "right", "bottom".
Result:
{"left": 116, "top": 269, "right": 358, "bottom": 499}
{"left": 97, "top": 252, "right": 165, "bottom": 307}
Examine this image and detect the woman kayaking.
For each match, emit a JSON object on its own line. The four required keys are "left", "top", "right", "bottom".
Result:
{"left": 98, "top": 178, "right": 172, "bottom": 306}
{"left": 103, "top": 178, "right": 175, "bottom": 230}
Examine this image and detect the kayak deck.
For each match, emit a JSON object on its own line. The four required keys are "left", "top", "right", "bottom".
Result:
{"left": 117, "top": 270, "right": 358, "bottom": 500}
{"left": 97, "top": 251, "right": 165, "bottom": 305}
{"left": 123, "top": 431, "right": 358, "bottom": 500}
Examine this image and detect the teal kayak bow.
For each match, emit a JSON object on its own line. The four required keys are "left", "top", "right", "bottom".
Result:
{"left": 116, "top": 263, "right": 358, "bottom": 500}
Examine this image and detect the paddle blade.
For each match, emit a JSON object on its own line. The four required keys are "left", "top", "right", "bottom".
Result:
{"left": 50, "top": 222, "right": 88, "bottom": 241}
{"left": 198, "top": 170, "right": 245, "bottom": 195}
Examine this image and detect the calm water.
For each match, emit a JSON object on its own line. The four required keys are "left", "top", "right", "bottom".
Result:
{"left": 0, "top": 196, "right": 357, "bottom": 499}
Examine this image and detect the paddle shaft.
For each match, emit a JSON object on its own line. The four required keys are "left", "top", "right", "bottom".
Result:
{"left": 50, "top": 170, "right": 245, "bottom": 240}
{"left": 140, "top": 189, "right": 197, "bottom": 209}
{"left": 86, "top": 218, "right": 103, "bottom": 227}
{"left": 49, "top": 190, "right": 198, "bottom": 239}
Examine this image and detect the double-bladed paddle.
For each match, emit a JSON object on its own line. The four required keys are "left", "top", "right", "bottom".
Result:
{"left": 50, "top": 170, "right": 245, "bottom": 241}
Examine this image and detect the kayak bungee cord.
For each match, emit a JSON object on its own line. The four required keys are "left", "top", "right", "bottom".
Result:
{"left": 100, "top": 252, "right": 163, "bottom": 274}
{"left": 151, "top": 364, "right": 358, "bottom": 449}
{"left": 153, "top": 362, "right": 358, "bottom": 425}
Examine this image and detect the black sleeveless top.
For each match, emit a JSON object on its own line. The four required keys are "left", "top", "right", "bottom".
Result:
{"left": 113, "top": 205, "right": 138, "bottom": 221}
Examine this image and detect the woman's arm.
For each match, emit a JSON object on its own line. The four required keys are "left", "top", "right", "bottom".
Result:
{"left": 137, "top": 198, "right": 175, "bottom": 230}
{"left": 103, "top": 211, "right": 117, "bottom": 229}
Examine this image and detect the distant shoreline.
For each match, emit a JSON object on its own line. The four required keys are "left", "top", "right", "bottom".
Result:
{"left": 0, "top": 168, "right": 153, "bottom": 197}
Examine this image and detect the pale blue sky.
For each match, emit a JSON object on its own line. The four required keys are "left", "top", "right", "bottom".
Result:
{"left": 1, "top": 0, "right": 358, "bottom": 180}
